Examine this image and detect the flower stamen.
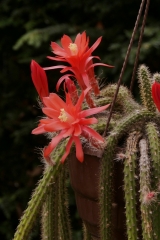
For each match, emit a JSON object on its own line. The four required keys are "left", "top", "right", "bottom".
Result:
{"left": 58, "top": 108, "right": 68, "bottom": 122}
{"left": 68, "top": 43, "right": 78, "bottom": 56}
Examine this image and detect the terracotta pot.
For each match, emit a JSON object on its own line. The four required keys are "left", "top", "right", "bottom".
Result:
{"left": 68, "top": 149, "right": 126, "bottom": 240}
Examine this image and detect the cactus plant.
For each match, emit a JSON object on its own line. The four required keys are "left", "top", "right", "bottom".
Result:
{"left": 13, "top": 62, "right": 160, "bottom": 240}
{"left": 13, "top": 28, "right": 160, "bottom": 240}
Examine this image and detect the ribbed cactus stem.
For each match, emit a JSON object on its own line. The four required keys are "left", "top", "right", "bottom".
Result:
{"left": 146, "top": 122, "right": 160, "bottom": 239}
{"left": 99, "top": 136, "right": 116, "bottom": 239}
{"left": 96, "top": 110, "right": 156, "bottom": 138}
{"left": 108, "top": 110, "right": 156, "bottom": 138}
{"left": 41, "top": 183, "right": 59, "bottom": 240}
{"left": 97, "top": 84, "right": 140, "bottom": 114}
{"left": 146, "top": 122, "right": 160, "bottom": 190}
{"left": 41, "top": 164, "right": 72, "bottom": 240}
{"left": 92, "top": 116, "right": 122, "bottom": 133}
{"left": 124, "top": 131, "right": 141, "bottom": 240}
{"left": 138, "top": 65, "right": 156, "bottom": 112}
{"left": 152, "top": 73, "right": 160, "bottom": 83}
{"left": 57, "top": 165, "right": 72, "bottom": 240}
{"left": 13, "top": 140, "right": 67, "bottom": 240}
{"left": 139, "top": 139, "right": 153, "bottom": 240}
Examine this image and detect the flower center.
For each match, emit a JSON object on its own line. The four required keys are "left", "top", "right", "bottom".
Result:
{"left": 68, "top": 43, "right": 78, "bottom": 56}
{"left": 58, "top": 108, "right": 68, "bottom": 122}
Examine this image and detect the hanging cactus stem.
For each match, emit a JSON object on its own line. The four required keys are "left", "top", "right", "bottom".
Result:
{"left": 124, "top": 131, "right": 141, "bottom": 240}
{"left": 146, "top": 122, "right": 160, "bottom": 239}
{"left": 139, "top": 138, "right": 154, "bottom": 240}
{"left": 57, "top": 165, "right": 72, "bottom": 240}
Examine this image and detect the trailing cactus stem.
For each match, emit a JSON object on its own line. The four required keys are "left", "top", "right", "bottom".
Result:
{"left": 146, "top": 122, "right": 160, "bottom": 239}
{"left": 96, "top": 110, "right": 156, "bottom": 139}
{"left": 13, "top": 140, "right": 67, "bottom": 240}
{"left": 92, "top": 117, "right": 120, "bottom": 134}
{"left": 106, "top": 110, "right": 156, "bottom": 139}
{"left": 58, "top": 165, "right": 72, "bottom": 240}
{"left": 99, "top": 136, "right": 116, "bottom": 240}
{"left": 124, "top": 131, "right": 141, "bottom": 240}
{"left": 100, "top": 84, "right": 141, "bottom": 114}
{"left": 146, "top": 123, "right": 160, "bottom": 188}
{"left": 41, "top": 178, "right": 59, "bottom": 240}
{"left": 139, "top": 139, "right": 153, "bottom": 240}
{"left": 138, "top": 65, "right": 156, "bottom": 112}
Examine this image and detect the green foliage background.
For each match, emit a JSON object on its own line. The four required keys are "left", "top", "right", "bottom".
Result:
{"left": 1, "top": 0, "right": 160, "bottom": 239}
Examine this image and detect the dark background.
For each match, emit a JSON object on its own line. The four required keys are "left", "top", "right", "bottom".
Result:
{"left": 1, "top": 0, "right": 160, "bottom": 239}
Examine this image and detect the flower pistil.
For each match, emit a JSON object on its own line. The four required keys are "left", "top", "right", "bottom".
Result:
{"left": 68, "top": 43, "right": 78, "bottom": 56}
{"left": 58, "top": 108, "right": 68, "bottom": 122}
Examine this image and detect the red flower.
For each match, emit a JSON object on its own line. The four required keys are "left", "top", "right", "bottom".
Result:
{"left": 44, "top": 32, "right": 113, "bottom": 102}
{"left": 152, "top": 81, "right": 160, "bottom": 111}
{"left": 31, "top": 60, "right": 49, "bottom": 102}
{"left": 32, "top": 88, "right": 110, "bottom": 163}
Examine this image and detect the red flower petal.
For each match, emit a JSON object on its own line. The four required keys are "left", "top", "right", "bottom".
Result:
{"left": 62, "top": 126, "right": 74, "bottom": 137}
{"left": 75, "top": 87, "right": 91, "bottom": 111}
{"left": 31, "top": 60, "right": 49, "bottom": 101}
{"left": 75, "top": 32, "right": 88, "bottom": 55}
{"left": 44, "top": 121, "right": 69, "bottom": 132}
{"left": 49, "top": 93, "right": 66, "bottom": 110}
{"left": 56, "top": 74, "right": 74, "bottom": 91}
{"left": 61, "top": 35, "right": 72, "bottom": 55}
{"left": 73, "top": 124, "right": 82, "bottom": 136}
{"left": 43, "top": 131, "right": 65, "bottom": 158}
{"left": 73, "top": 136, "right": 84, "bottom": 162}
{"left": 51, "top": 42, "right": 65, "bottom": 56}
{"left": 42, "top": 108, "right": 59, "bottom": 118}
{"left": 79, "top": 104, "right": 110, "bottom": 118}
{"left": 40, "top": 118, "right": 53, "bottom": 124}
{"left": 81, "top": 125, "right": 104, "bottom": 142}
{"left": 42, "top": 97, "right": 59, "bottom": 109}
{"left": 86, "top": 62, "right": 114, "bottom": 71}
{"left": 79, "top": 117, "right": 98, "bottom": 125}
{"left": 43, "top": 65, "right": 66, "bottom": 71}
{"left": 60, "top": 137, "right": 74, "bottom": 163}
{"left": 47, "top": 56, "right": 68, "bottom": 62}
{"left": 32, "top": 124, "right": 46, "bottom": 134}
{"left": 82, "top": 72, "right": 90, "bottom": 87}
{"left": 86, "top": 36, "right": 102, "bottom": 55}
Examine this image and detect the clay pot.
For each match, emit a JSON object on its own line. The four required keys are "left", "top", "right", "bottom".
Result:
{"left": 68, "top": 149, "right": 126, "bottom": 240}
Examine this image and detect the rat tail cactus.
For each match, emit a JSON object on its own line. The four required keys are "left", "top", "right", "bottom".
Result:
{"left": 13, "top": 29, "right": 160, "bottom": 240}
